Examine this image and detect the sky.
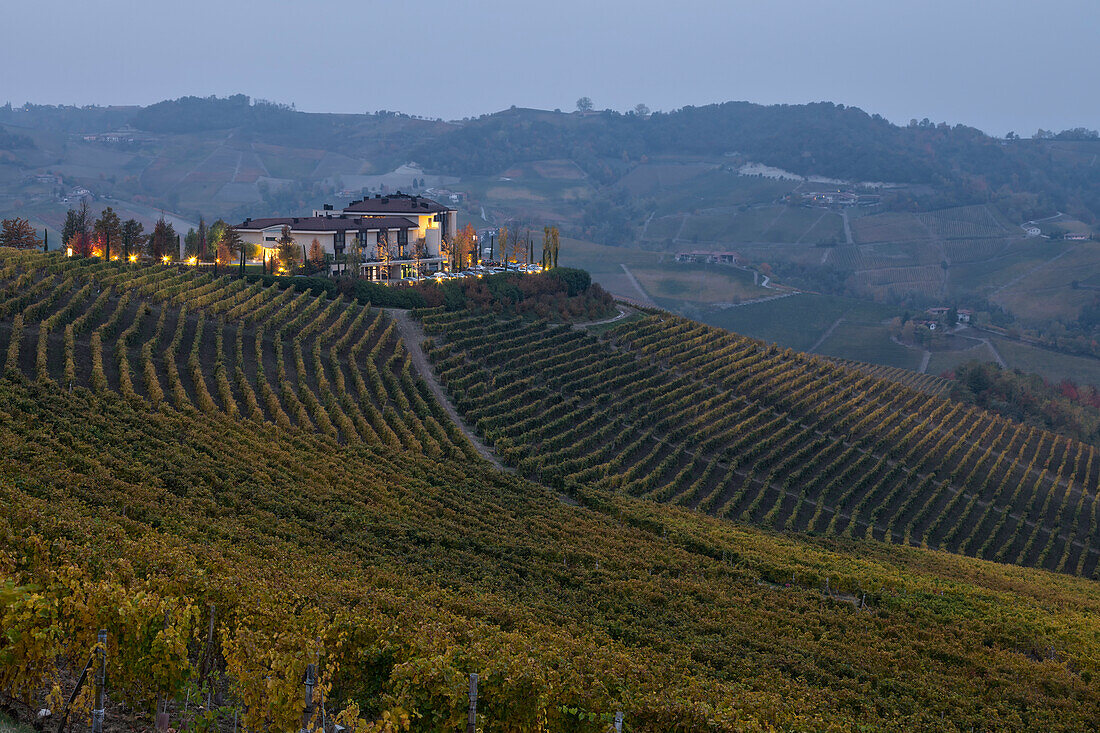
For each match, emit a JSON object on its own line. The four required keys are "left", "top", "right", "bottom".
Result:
{"left": 3, "top": 0, "right": 1098, "bottom": 136}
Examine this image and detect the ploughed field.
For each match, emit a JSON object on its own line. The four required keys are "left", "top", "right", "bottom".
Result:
{"left": 420, "top": 308, "right": 1100, "bottom": 577}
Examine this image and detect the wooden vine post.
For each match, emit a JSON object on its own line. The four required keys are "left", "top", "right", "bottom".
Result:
{"left": 466, "top": 672, "right": 478, "bottom": 733}
{"left": 91, "top": 629, "right": 107, "bottom": 733}
{"left": 156, "top": 612, "right": 170, "bottom": 731}
{"left": 300, "top": 662, "right": 317, "bottom": 733}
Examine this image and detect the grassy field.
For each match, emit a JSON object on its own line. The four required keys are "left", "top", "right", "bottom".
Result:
{"left": 851, "top": 212, "right": 930, "bottom": 243}
{"left": 990, "top": 241, "right": 1100, "bottom": 322}
{"left": 813, "top": 321, "right": 923, "bottom": 369}
{"left": 649, "top": 169, "right": 793, "bottom": 215}
{"left": 689, "top": 293, "right": 902, "bottom": 352}
{"left": 558, "top": 237, "right": 664, "bottom": 300}
{"left": 990, "top": 335, "right": 1100, "bottom": 387}
{"left": 926, "top": 343, "right": 1000, "bottom": 377}
{"left": 629, "top": 263, "right": 769, "bottom": 304}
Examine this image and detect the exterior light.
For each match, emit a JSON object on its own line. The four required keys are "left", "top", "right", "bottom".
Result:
{"left": 129, "top": 253, "right": 138, "bottom": 262}
{"left": 162, "top": 255, "right": 171, "bottom": 264}
{"left": 187, "top": 256, "right": 197, "bottom": 265}
{"left": 66, "top": 247, "right": 73, "bottom": 257}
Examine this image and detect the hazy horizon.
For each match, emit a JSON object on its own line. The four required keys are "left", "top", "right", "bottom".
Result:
{"left": 3, "top": 0, "right": 1098, "bottom": 136}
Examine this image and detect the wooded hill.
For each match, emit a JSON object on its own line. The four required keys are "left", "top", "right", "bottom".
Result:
{"left": 5, "top": 96, "right": 1100, "bottom": 222}
{"left": 1, "top": 250, "right": 1100, "bottom": 730}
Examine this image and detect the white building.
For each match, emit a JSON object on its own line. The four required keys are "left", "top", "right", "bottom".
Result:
{"left": 236, "top": 192, "right": 458, "bottom": 280}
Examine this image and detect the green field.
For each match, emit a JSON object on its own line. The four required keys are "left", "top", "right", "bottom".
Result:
{"left": 558, "top": 236, "right": 664, "bottom": 301}
{"left": 990, "top": 335, "right": 1100, "bottom": 387}
{"left": 814, "top": 321, "right": 923, "bottom": 369}
{"left": 926, "top": 343, "right": 1001, "bottom": 377}
{"left": 694, "top": 293, "right": 902, "bottom": 352}
{"left": 630, "top": 263, "right": 769, "bottom": 304}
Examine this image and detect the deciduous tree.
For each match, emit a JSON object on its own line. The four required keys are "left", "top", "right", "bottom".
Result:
{"left": 0, "top": 217, "right": 42, "bottom": 249}
{"left": 93, "top": 206, "right": 121, "bottom": 258}
{"left": 454, "top": 223, "right": 477, "bottom": 269}
{"left": 61, "top": 201, "right": 90, "bottom": 250}
{"left": 217, "top": 221, "right": 241, "bottom": 263}
{"left": 308, "top": 238, "right": 325, "bottom": 269}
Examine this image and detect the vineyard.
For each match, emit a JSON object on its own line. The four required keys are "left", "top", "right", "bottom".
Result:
{"left": 942, "top": 237, "right": 1014, "bottom": 264}
{"left": 826, "top": 357, "right": 951, "bottom": 397}
{"left": 0, "top": 249, "right": 477, "bottom": 461}
{"left": 3, "top": 249, "right": 1100, "bottom": 730}
{"left": 916, "top": 205, "right": 1014, "bottom": 240}
{"left": 420, "top": 309, "right": 1100, "bottom": 577}
{"left": 851, "top": 265, "right": 945, "bottom": 300}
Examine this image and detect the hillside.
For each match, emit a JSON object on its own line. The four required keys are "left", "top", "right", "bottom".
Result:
{"left": 2, "top": 250, "right": 1100, "bottom": 730}
{"left": 5, "top": 95, "right": 1100, "bottom": 371}
{"left": 419, "top": 309, "right": 1100, "bottom": 577}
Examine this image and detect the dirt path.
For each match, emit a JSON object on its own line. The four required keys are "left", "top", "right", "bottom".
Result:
{"left": 980, "top": 337, "right": 1008, "bottom": 368}
{"left": 809, "top": 317, "right": 844, "bottom": 353}
{"left": 918, "top": 350, "right": 931, "bottom": 374}
{"left": 797, "top": 211, "right": 828, "bottom": 244}
{"left": 673, "top": 214, "right": 689, "bottom": 242}
{"left": 716, "top": 291, "right": 798, "bottom": 309}
{"left": 385, "top": 308, "right": 507, "bottom": 470}
{"left": 573, "top": 304, "right": 635, "bottom": 329}
{"left": 992, "top": 247, "right": 1075, "bottom": 295}
{"left": 619, "top": 264, "right": 657, "bottom": 307}
{"left": 842, "top": 209, "right": 854, "bottom": 244}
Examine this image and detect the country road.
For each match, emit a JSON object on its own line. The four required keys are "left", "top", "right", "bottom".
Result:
{"left": 385, "top": 308, "right": 506, "bottom": 470}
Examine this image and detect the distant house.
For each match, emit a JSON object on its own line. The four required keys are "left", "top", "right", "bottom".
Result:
{"left": 1024, "top": 226, "right": 1041, "bottom": 237}
{"left": 799, "top": 191, "right": 879, "bottom": 208}
{"left": 1065, "top": 233, "right": 1089, "bottom": 241}
{"left": 914, "top": 319, "right": 937, "bottom": 331}
{"left": 23, "top": 173, "right": 61, "bottom": 185}
{"left": 675, "top": 251, "right": 741, "bottom": 265}
{"left": 926, "top": 306, "right": 971, "bottom": 324}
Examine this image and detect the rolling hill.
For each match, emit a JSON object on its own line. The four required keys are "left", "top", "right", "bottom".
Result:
{"left": 1, "top": 249, "right": 1100, "bottom": 730}
{"left": 419, "top": 308, "right": 1100, "bottom": 576}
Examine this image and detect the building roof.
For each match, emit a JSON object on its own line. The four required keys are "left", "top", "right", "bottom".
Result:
{"left": 343, "top": 192, "right": 452, "bottom": 215}
{"left": 237, "top": 215, "right": 418, "bottom": 232}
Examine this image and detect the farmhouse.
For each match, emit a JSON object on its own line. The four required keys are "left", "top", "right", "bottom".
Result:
{"left": 236, "top": 192, "right": 457, "bottom": 280}
{"left": 675, "top": 251, "right": 741, "bottom": 265}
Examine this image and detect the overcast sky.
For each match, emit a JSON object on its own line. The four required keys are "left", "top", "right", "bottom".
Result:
{"left": 3, "top": 0, "right": 1097, "bottom": 135}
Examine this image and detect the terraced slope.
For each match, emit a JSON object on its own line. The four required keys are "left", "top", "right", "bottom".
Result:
{"left": 419, "top": 309, "right": 1100, "bottom": 577}
{"left": 0, "top": 249, "right": 478, "bottom": 461}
